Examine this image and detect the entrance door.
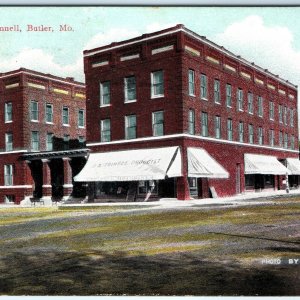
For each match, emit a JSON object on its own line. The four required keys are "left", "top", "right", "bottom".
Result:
{"left": 236, "top": 164, "right": 241, "bottom": 194}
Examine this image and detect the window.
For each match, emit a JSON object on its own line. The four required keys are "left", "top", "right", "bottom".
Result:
{"left": 31, "top": 131, "right": 39, "bottom": 151}
{"left": 279, "top": 105, "right": 283, "bottom": 123}
{"left": 151, "top": 70, "right": 164, "bottom": 97}
{"left": 4, "top": 195, "right": 15, "bottom": 203}
{"left": 5, "top": 133, "right": 13, "bottom": 151}
{"left": 248, "top": 92, "right": 253, "bottom": 114}
{"left": 290, "top": 109, "right": 294, "bottom": 127}
{"left": 200, "top": 74, "right": 207, "bottom": 99}
{"left": 214, "top": 79, "right": 220, "bottom": 104}
{"left": 138, "top": 180, "right": 158, "bottom": 195}
{"left": 201, "top": 112, "right": 208, "bottom": 137}
{"left": 46, "top": 133, "right": 53, "bottom": 151}
{"left": 226, "top": 84, "right": 232, "bottom": 107}
{"left": 124, "top": 76, "right": 136, "bottom": 102}
{"left": 258, "top": 127, "right": 264, "bottom": 145}
{"left": 269, "top": 101, "right": 274, "bottom": 120}
{"left": 215, "top": 116, "right": 221, "bottom": 139}
{"left": 284, "top": 106, "right": 287, "bottom": 125}
{"left": 188, "top": 177, "right": 198, "bottom": 197}
{"left": 63, "top": 134, "right": 70, "bottom": 150}
{"left": 100, "top": 81, "right": 111, "bottom": 106}
{"left": 125, "top": 115, "right": 137, "bottom": 139}
{"left": 30, "top": 101, "right": 38, "bottom": 121}
{"left": 188, "top": 109, "right": 195, "bottom": 135}
{"left": 284, "top": 133, "right": 288, "bottom": 149}
{"left": 45, "top": 103, "right": 53, "bottom": 123}
{"left": 258, "top": 96, "right": 263, "bottom": 117}
{"left": 101, "top": 119, "right": 111, "bottom": 142}
{"left": 269, "top": 129, "right": 275, "bottom": 147}
{"left": 237, "top": 89, "right": 243, "bottom": 111}
{"left": 279, "top": 131, "right": 283, "bottom": 147}
{"left": 152, "top": 111, "right": 164, "bottom": 136}
{"left": 238, "top": 122, "right": 244, "bottom": 142}
{"left": 78, "top": 109, "right": 85, "bottom": 128}
{"left": 62, "top": 107, "right": 69, "bottom": 125}
{"left": 188, "top": 70, "right": 195, "bottom": 96}
{"left": 248, "top": 124, "right": 254, "bottom": 144}
{"left": 291, "top": 135, "right": 295, "bottom": 150}
{"left": 4, "top": 165, "right": 13, "bottom": 186}
{"left": 227, "top": 119, "right": 233, "bottom": 141}
{"left": 5, "top": 102, "right": 12, "bottom": 123}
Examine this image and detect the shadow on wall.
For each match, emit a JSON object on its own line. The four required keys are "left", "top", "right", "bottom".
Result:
{"left": 0, "top": 250, "right": 298, "bottom": 296}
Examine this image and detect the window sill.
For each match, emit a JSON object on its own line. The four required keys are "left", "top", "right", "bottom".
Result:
{"left": 46, "top": 122, "right": 54, "bottom": 125}
{"left": 214, "top": 102, "right": 221, "bottom": 105}
{"left": 151, "top": 95, "right": 164, "bottom": 99}
{"left": 226, "top": 105, "right": 232, "bottom": 108}
{"left": 100, "top": 104, "right": 111, "bottom": 108}
{"left": 78, "top": 126, "right": 85, "bottom": 129}
{"left": 63, "top": 124, "right": 70, "bottom": 127}
{"left": 201, "top": 97, "right": 208, "bottom": 101}
{"left": 249, "top": 112, "right": 254, "bottom": 115}
{"left": 124, "top": 100, "right": 137, "bottom": 104}
{"left": 31, "top": 120, "right": 39, "bottom": 123}
{"left": 5, "top": 121, "right": 13, "bottom": 124}
{"left": 189, "top": 94, "right": 196, "bottom": 98}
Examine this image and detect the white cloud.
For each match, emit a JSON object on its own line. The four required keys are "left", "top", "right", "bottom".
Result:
{"left": 145, "top": 22, "right": 177, "bottom": 33}
{"left": 214, "top": 15, "right": 300, "bottom": 86}
{"left": 0, "top": 48, "right": 84, "bottom": 82}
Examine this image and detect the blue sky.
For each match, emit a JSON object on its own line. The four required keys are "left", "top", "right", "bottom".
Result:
{"left": 0, "top": 6, "right": 300, "bottom": 88}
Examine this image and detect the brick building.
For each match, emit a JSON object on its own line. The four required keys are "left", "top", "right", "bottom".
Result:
{"left": 0, "top": 68, "right": 87, "bottom": 204}
{"left": 76, "top": 24, "right": 299, "bottom": 201}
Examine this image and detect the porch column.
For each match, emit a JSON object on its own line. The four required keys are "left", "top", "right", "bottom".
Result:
{"left": 24, "top": 160, "right": 34, "bottom": 197}
{"left": 63, "top": 157, "right": 73, "bottom": 198}
{"left": 176, "top": 177, "right": 190, "bottom": 200}
{"left": 42, "top": 159, "right": 52, "bottom": 197}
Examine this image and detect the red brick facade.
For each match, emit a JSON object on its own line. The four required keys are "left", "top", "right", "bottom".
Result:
{"left": 82, "top": 24, "right": 299, "bottom": 200}
{"left": 0, "top": 68, "right": 86, "bottom": 204}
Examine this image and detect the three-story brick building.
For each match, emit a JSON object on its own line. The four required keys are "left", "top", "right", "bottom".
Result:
{"left": 76, "top": 24, "right": 299, "bottom": 201}
{"left": 0, "top": 68, "right": 87, "bottom": 204}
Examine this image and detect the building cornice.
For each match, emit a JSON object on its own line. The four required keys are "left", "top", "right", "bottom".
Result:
{"left": 87, "top": 133, "right": 299, "bottom": 155}
{"left": 84, "top": 25, "right": 297, "bottom": 90}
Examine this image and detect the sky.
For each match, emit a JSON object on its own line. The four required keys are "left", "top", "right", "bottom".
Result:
{"left": 0, "top": 6, "right": 300, "bottom": 91}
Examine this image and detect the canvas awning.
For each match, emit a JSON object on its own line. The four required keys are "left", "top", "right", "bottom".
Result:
{"left": 74, "top": 146, "right": 182, "bottom": 182}
{"left": 244, "top": 154, "right": 290, "bottom": 175}
{"left": 187, "top": 147, "right": 229, "bottom": 178}
{"left": 286, "top": 158, "right": 300, "bottom": 175}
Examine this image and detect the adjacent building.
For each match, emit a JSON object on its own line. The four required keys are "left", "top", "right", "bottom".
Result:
{"left": 0, "top": 68, "right": 87, "bottom": 204}
{"left": 76, "top": 24, "right": 299, "bottom": 201}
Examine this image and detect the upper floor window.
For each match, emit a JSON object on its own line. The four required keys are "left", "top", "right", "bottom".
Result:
{"left": 215, "top": 116, "right": 221, "bottom": 139}
{"left": 200, "top": 74, "right": 207, "bottom": 99}
{"left": 291, "top": 135, "right": 295, "bottom": 150}
{"left": 279, "top": 131, "right": 283, "bottom": 147}
{"left": 279, "top": 105, "right": 283, "bottom": 124}
{"left": 125, "top": 115, "right": 137, "bottom": 139}
{"left": 188, "top": 109, "right": 195, "bottom": 135}
{"left": 201, "top": 112, "right": 208, "bottom": 137}
{"left": 63, "top": 134, "right": 70, "bottom": 150}
{"left": 79, "top": 136, "right": 85, "bottom": 146}
{"left": 101, "top": 119, "right": 111, "bottom": 142}
{"left": 152, "top": 111, "right": 164, "bottom": 136}
{"left": 258, "top": 96, "right": 263, "bottom": 117}
{"left": 258, "top": 127, "right": 264, "bottom": 145}
{"left": 248, "top": 124, "right": 254, "bottom": 144}
{"left": 226, "top": 84, "right": 232, "bottom": 107}
{"left": 62, "top": 107, "right": 69, "bottom": 125}
{"left": 78, "top": 109, "right": 85, "bottom": 128}
{"left": 238, "top": 121, "right": 244, "bottom": 143}
{"left": 124, "top": 76, "right": 136, "bottom": 102}
{"left": 188, "top": 70, "right": 195, "bottom": 96}
{"left": 214, "top": 80, "right": 220, "bottom": 104}
{"left": 5, "top": 102, "right": 12, "bottom": 123}
{"left": 290, "top": 108, "right": 294, "bottom": 127}
{"left": 269, "top": 129, "right": 275, "bottom": 147}
{"left": 227, "top": 118, "right": 233, "bottom": 141}
{"left": 100, "top": 81, "right": 111, "bottom": 106}
{"left": 5, "top": 133, "right": 13, "bottom": 151}
{"left": 46, "top": 133, "right": 53, "bottom": 151}
{"left": 269, "top": 101, "right": 274, "bottom": 120}
{"left": 45, "top": 103, "right": 53, "bottom": 123}
{"left": 247, "top": 92, "right": 253, "bottom": 114}
{"left": 30, "top": 101, "right": 38, "bottom": 121}
{"left": 151, "top": 70, "right": 164, "bottom": 98}
{"left": 31, "top": 131, "right": 39, "bottom": 151}
{"left": 4, "top": 164, "right": 13, "bottom": 186}
{"left": 237, "top": 89, "right": 243, "bottom": 111}
{"left": 284, "top": 133, "right": 288, "bottom": 149}
{"left": 284, "top": 106, "right": 288, "bottom": 125}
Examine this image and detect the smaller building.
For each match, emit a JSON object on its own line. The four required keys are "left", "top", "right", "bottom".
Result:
{"left": 0, "top": 68, "right": 87, "bottom": 204}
